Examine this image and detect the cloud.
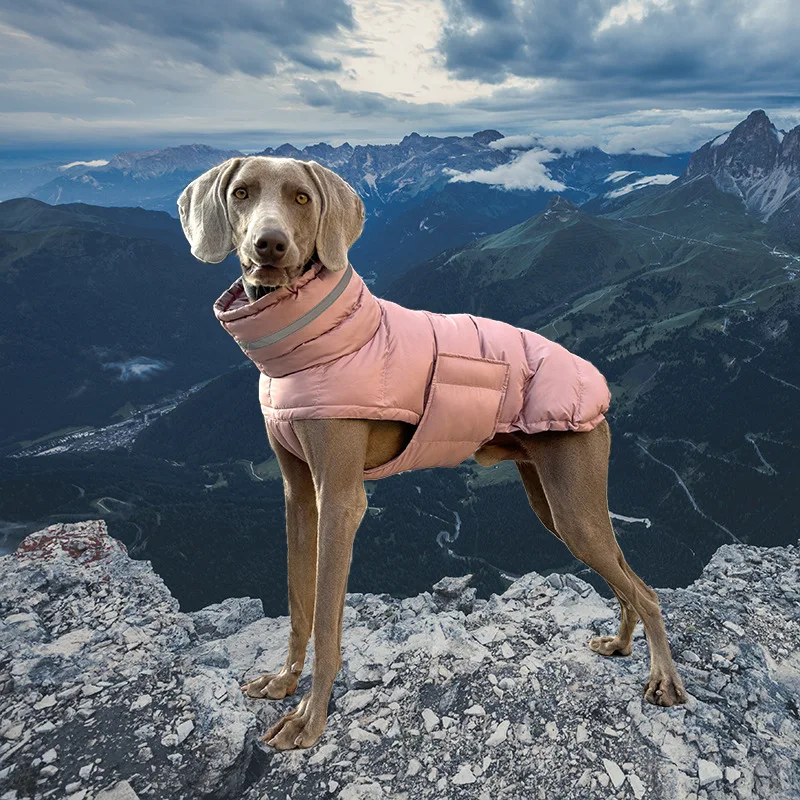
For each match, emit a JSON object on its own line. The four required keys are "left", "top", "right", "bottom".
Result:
{"left": 536, "top": 134, "right": 598, "bottom": 153}
{"left": 488, "top": 134, "right": 538, "bottom": 151}
{"left": 0, "top": 0, "right": 355, "bottom": 77}
{"left": 489, "top": 132, "right": 597, "bottom": 154}
{"left": 602, "top": 116, "right": 735, "bottom": 155}
{"left": 445, "top": 148, "right": 567, "bottom": 191}
{"left": 438, "top": 0, "right": 800, "bottom": 103}
{"left": 295, "top": 79, "right": 414, "bottom": 117}
{"left": 0, "top": 0, "right": 798, "bottom": 154}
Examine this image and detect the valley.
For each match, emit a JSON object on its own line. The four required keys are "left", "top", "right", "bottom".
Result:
{"left": 1, "top": 109, "right": 798, "bottom": 615}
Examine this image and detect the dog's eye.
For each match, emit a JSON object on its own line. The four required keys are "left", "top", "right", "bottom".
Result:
{"left": 233, "top": 187, "right": 248, "bottom": 200}
{"left": 296, "top": 192, "right": 309, "bottom": 205}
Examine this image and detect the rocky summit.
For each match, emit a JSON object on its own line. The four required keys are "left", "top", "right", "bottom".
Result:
{"left": 1, "top": 522, "right": 799, "bottom": 800}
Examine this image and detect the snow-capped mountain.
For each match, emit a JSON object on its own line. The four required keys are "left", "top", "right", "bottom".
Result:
{"left": 104, "top": 144, "right": 244, "bottom": 178}
{"left": 17, "top": 133, "right": 689, "bottom": 214}
{"left": 26, "top": 144, "right": 245, "bottom": 207}
{"left": 681, "top": 110, "right": 800, "bottom": 219}
{"left": 10, "top": 132, "right": 690, "bottom": 287}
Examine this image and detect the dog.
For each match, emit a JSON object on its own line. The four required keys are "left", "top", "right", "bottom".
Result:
{"left": 178, "top": 156, "right": 687, "bottom": 751}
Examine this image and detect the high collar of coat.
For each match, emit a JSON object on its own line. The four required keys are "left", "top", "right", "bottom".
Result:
{"left": 213, "top": 261, "right": 383, "bottom": 379}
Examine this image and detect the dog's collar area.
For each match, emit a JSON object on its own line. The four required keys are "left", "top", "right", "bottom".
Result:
{"left": 238, "top": 263, "right": 353, "bottom": 353}
{"left": 244, "top": 257, "right": 320, "bottom": 302}
{"left": 214, "top": 261, "right": 382, "bottom": 378}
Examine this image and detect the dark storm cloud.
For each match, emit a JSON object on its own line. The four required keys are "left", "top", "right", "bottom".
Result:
{"left": 295, "top": 79, "right": 449, "bottom": 118}
{"left": 438, "top": 0, "right": 800, "bottom": 101}
{"left": 0, "top": 0, "right": 354, "bottom": 76}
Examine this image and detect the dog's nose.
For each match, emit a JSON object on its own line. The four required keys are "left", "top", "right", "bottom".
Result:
{"left": 253, "top": 228, "right": 289, "bottom": 263}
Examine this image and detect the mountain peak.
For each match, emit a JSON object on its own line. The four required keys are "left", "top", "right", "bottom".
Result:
{"left": 680, "top": 109, "right": 797, "bottom": 219}
{"left": 473, "top": 129, "right": 504, "bottom": 145}
{"left": 743, "top": 109, "right": 770, "bottom": 125}
{"left": 545, "top": 195, "right": 578, "bottom": 212}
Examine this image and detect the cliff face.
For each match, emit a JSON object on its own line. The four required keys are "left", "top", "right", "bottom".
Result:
{"left": 1, "top": 522, "right": 799, "bottom": 800}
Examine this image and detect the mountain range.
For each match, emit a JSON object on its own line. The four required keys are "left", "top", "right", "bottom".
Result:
{"left": 2, "top": 132, "right": 690, "bottom": 289}
{"left": 1, "top": 109, "right": 798, "bottom": 615}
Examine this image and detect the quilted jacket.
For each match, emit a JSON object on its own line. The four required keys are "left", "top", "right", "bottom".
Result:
{"left": 214, "top": 263, "right": 611, "bottom": 479}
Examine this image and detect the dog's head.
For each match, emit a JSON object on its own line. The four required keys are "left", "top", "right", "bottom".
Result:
{"left": 177, "top": 156, "right": 364, "bottom": 299}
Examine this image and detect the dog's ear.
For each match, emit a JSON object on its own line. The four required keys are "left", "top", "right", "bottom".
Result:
{"left": 303, "top": 160, "right": 364, "bottom": 272}
{"left": 177, "top": 158, "right": 243, "bottom": 263}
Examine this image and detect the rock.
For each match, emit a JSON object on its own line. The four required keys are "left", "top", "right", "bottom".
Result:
{"left": 486, "top": 720, "right": 510, "bottom": 747}
{"left": 421, "top": 708, "right": 440, "bottom": 732}
{"left": 698, "top": 758, "right": 724, "bottom": 786}
{"left": 723, "top": 620, "right": 745, "bottom": 637}
{"left": 628, "top": 773, "right": 646, "bottom": 799}
{"left": 452, "top": 764, "right": 477, "bottom": 785}
{"left": 603, "top": 758, "right": 625, "bottom": 788}
{"left": 308, "top": 743, "right": 338, "bottom": 765}
{"left": 96, "top": 782, "right": 141, "bottom": 800}
{"left": 188, "top": 597, "right": 264, "bottom": 642}
{"left": 725, "top": 766, "right": 742, "bottom": 783}
{"left": 432, "top": 574, "right": 477, "bottom": 613}
{"left": 406, "top": 758, "right": 422, "bottom": 777}
{"left": 34, "top": 694, "right": 57, "bottom": 710}
{"left": 2, "top": 522, "right": 800, "bottom": 800}
{"left": 0, "top": 521, "right": 254, "bottom": 800}
{"left": 349, "top": 727, "right": 381, "bottom": 744}
{"left": 338, "top": 779, "right": 384, "bottom": 799}
{"left": 2, "top": 723, "right": 23, "bottom": 740}
{"left": 176, "top": 720, "right": 194, "bottom": 745}
{"left": 130, "top": 694, "right": 152, "bottom": 711}
{"left": 339, "top": 688, "right": 377, "bottom": 715}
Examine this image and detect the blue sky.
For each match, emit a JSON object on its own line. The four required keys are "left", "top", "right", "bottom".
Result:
{"left": 1, "top": 0, "right": 799, "bottom": 158}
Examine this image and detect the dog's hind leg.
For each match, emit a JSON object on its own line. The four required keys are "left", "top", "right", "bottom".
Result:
{"left": 517, "top": 460, "right": 638, "bottom": 655}
{"left": 516, "top": 461, "right": 559, "bottom": 537}
{"left": 242, "top": 428, "right": 319, "bottom": 701}
{"left": 521, "top": 421, "right": 687, "bottom": 706}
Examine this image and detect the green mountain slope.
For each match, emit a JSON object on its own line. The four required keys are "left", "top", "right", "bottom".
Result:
{"left": 0, "top": 198, "right": 242, "bottom": 446}
{"left": 380, "top": 178, "right": 800, "bottom": 591}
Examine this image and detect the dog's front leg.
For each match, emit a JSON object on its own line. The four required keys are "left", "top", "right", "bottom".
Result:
{"left": 243, "top": 429, "right": 319, "bottom": 701}
{"left": 263, "top": 419, "right": 369, "bottom": 750}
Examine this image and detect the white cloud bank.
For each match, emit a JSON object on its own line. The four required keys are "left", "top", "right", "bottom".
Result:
{"left": 444, "top": 149, "right": 567, "bottom": 191}
{"left": 489, "top": 133, "right": 596, "bottom": 154}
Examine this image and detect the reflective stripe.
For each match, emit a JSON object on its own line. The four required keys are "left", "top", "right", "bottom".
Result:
{"left": 238, "top": 263, "right": 353, "bottom": 352}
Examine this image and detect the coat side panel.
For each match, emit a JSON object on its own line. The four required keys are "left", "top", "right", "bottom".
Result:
{"left": 377, "top": 300, "right": 438, "bottom": 417}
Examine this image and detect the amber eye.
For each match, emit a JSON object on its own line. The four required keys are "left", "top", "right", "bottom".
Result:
{"left": 296, "top": 192, "right": 309, "bottom": 205}
{"left": 233, "top": 187, "right": 247, "bottom": 200}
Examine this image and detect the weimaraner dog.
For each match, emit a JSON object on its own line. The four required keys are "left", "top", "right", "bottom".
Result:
{"left": 178, "top": 156, "right": 687, "bottom": 750}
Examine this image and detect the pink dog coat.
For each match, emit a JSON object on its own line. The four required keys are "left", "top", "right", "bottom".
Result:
{"left": 214, "top": 263, "right": 611, "bottom": 479}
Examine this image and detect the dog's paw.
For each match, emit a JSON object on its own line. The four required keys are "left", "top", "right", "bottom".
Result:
{"left": 589, "top": 635, "right": 632, "bottom": 657}
{"left": 241, "top": 671, "right": 298, "bottom": 700}
{"left": 262, "top": 696, "right": 325, "bottom": 750}
{"left": 643, "top": 672, "right": 688, "bottom": 707}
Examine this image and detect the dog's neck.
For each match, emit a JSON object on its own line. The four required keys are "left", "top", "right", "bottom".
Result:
{"left": 244, "top": 256, "right": 318, "bottom": 303}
